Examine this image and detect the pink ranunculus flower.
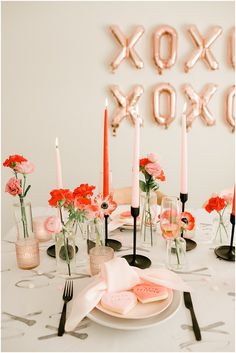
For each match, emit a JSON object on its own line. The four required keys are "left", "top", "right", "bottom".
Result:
{"left": 145, "top": 161, "right": 162, "bottom": 178}
{"left": 44, "top": 216, "right": 62, "bottom": 234}
{"left": 5, "top": 177, "right": 22, "bottom": 196}
{"left": 15, "top": 161, "right": 35, "bottom": 174}
{"left": 147, "top": 153, "right": 159, "bottom": 163}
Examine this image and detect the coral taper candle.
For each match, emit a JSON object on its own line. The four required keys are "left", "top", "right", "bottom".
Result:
{"left": 180, "top": 103, "right": 188, "bottom": 194}
{"left": 103, "top": 98, "right": 109, "bottom": 198}
{"left": 131, "top": 110, "right": 141, "bottom": 208}
{"left": 55, "top": 137, "right": 63, "bottom": 188}
{"left": 232, "top": 187, "right": 235, "bottom": 216}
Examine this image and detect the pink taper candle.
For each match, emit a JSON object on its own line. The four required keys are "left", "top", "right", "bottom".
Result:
{"left": 55, "top": 137, "right": 63, "bottom": 188}
{"left": 180, "top": 103, "right": 188, "bottom": 194}
{"left": 131, "top": 110, "right": 141, "bottom": 208}
{"left": 103, "top": 98, "right": 109, "bottom": 198}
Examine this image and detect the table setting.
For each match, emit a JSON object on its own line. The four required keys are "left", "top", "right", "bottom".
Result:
{"left": 1, "top": 2, "right": 235, "bottom": 350}
{"left": 2, "top": 94, "right": 235, "bottom": 352}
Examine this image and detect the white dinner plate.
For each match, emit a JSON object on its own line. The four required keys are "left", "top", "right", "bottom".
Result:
{"left": 87, "top": 290, "right": 181, "bottom": 330}
{"left": 96, "top": 288, "right": 173, "bottom": 319}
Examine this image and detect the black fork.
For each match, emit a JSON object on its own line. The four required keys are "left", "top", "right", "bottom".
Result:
{"left": 58, "top": 280, "right": 73, "bottom": 336}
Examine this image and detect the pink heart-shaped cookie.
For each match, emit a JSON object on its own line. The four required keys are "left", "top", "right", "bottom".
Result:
{"left": 132, "top": 283, "right": 168, "bottom": 304}
{"left": 101, "top": 291, "right": 137, "bottom": 315}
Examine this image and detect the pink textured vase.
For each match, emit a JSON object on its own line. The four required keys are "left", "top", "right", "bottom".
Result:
{"left": 15, "top": 237, "right": 40, "bottom": 269}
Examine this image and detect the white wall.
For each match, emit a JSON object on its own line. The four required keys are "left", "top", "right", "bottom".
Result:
{"left": 2, "top": 1, "right": 235, "bottom": 235}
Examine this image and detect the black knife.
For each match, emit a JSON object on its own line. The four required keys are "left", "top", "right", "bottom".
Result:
{"left": 183, "top": 292, "right": 202, "bottom": 341}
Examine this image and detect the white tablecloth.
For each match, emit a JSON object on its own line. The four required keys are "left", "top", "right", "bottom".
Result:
{"left": 2, "top": 207, "right": 235, "bottom": 352}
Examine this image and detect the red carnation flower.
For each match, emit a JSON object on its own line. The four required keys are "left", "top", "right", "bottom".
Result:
{"left": 205, "top": 196, "right": 226, "bottom": 213}
{"left": 3, "top": 155, "right": 27, "bottom": 169}
{"left": 48, "top": 189, "right": 74, "bottom": 208}
{"left": 73, "top": 184, "right": 95, "bottom": 198}
{"left": 139, "top": 158, "right": 150, "bottom": 167}
{"left": 74, "top": 196, "right": 92, "bottom": 210}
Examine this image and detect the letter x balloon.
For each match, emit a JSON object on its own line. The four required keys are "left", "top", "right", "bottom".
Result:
{"left": 184, "top": 25, "right": 223, "bottom": 72}
{"left": 110, "top": 25, "right": 145, "bottom": 72}
{"left": 110, "top": 85, "right": 144, "bottom": 136}
{"left": 183, "top": 83, "right": 217, "bottom": 129}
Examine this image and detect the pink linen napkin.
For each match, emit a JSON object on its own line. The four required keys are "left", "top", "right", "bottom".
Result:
{"left": 65, "top": 257, "right": 190, "bottom": 332}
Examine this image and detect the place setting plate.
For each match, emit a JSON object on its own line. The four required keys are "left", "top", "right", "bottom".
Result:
{"left": 87, "top": 290, "right": 181, "bottom": 330}
{"left": 96, "top": 288, "right": 173, "bottom": 319}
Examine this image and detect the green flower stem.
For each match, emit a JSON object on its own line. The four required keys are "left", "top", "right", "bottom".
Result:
{"left": 94, "top": 219, "right": 102, "bottom": 246}
{"left": 59, "top": 207, "right": 71, "bottom": 276}
{"left": 19, "top": 196, "right": 29, "bottom": 238}
{"left": 215, "top": 210, "right": 228, "bottom": 242}
{"left": 174, "top": 238, "right": 180, "bottom": 265}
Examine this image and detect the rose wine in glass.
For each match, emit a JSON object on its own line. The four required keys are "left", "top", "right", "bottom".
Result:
{"left": 160, "top": 196, "right": 181, "bottom": 240}
{"left": 160, "top": 196, "right": 186, "bottom": 270}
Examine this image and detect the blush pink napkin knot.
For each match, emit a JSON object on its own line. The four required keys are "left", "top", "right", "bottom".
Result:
{"left": 65, "top": 257, "right": 190, "bottom": 332}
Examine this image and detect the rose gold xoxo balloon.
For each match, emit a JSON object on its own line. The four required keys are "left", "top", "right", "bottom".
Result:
{"left": 225, "top": 85, "right": 235, "bottom": 132}
{"left": 183, "top": 83, "right": 217, "bottom": 129}
{"left": 153, "top": 25, "right": 178, "bottom": 74}
{"left": 109, "top": 25, "right": 145, "bottom": 72}
{"left": 153, "top": 83, "right": 176, "bottom": 128}
{"left": 110, "top": 85, "right": 144, "bottom": 136}
{"left": 228, "top": 27, "right": 235, "bottom": 69}
{"left": 184, "top": 25, "right": 222, "bottom": 72}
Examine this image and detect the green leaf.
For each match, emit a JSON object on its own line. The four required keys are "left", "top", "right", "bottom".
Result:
{"left": 139, "top": 180, "right": 147, "bottom": 192}
{"left": 23, "top": 185, "right": 31, "bottom": 197}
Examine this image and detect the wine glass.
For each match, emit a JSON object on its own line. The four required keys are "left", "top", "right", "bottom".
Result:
{"left": 160, "top": 196, "right": 186, "bottom": 270}
{"left": 160, "top": 196, "right": 181, "bottom": 240}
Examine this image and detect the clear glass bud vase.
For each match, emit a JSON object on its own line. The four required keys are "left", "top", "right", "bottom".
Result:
{"left": 140, "top": 191, "right": 158, "bottom": 247}
{"left": 14, "top": 201, "right": 40, "bottom": 269}
{"left": 55, "top": 229, "right": 76, "bottom": 276}
{"left": 74, "top": 221, "right": 90, "bottom": 267}
{"left": 213, "top": 212, "right": 230, "bottom": 245}
{"left": 166, "top": 237, "right": 186, "bottom": 271}
{"left": 88, "top": 218, "right": 104, "bottom": 247}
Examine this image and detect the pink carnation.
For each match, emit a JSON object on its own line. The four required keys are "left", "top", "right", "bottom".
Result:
{"left": 220, "top": 190, "right": 233, "bottom": 205}
{"left": 145, "top": 161, "right": 162, "bottom": 178}
{"left": 5, "top": 177, "right": 22, "bottom": 196}
{"left": 15, "top": 161, "right": 35, "bottom": 174}
{"left": 44, "top": 216, "right": 62, "bottom": 234}
{"left": 147, "top": 153, "right": 159, "bottom": 163}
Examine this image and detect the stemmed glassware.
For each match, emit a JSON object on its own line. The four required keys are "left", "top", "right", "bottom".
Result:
{"left": 160, "top": 196, "right": 186, "bottom": 270}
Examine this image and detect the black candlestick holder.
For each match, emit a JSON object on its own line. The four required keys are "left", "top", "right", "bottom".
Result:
{"left": 180, "top": 192, "right": 197, "bottom": 251}
{"left": 214, "top": 214, "right": 235, "bottom": 261}
{"left": 104, "top": 215, "right": 122, "bottom": 251}
{"left": 122, "top": 207, "right": 151, "bottom": 269}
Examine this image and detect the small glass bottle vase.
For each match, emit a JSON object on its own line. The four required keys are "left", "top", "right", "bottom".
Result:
{"left": 14, "top": 201, "right": 40, "bottom": 270}
{"left": 55, "top": 229, "right": 76, "bottom": 276}
{"left": 166, "top": 237, "right": 186, "bottom": 271}
{"left": 213, "top": 212, "right": 230, "bottom": 245}
{"left": 140, "top": 191, "right": 157, "bottom": 247}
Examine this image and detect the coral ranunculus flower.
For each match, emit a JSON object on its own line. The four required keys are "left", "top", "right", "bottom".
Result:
{"left": 73, "top": 184, "right": 96, "bottom": 198}
{"left": 205, "top": 196, "right": 226, "bottom": 213}
{"left": 48, "top": 189, "right": 74, "bottom": 208}
{"left": 181, "top": 212, "right": 195, "bottom": 231}
{"left": 3, "top": 155, "right": 27, "bottom": 169}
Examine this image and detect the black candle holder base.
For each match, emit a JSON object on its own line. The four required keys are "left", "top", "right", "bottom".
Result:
{"left": 47, "top": 244, "right": 79, "bottom": 258}
{"left": 214, "top": 245, "right": 235, "bottom": 261}
{"left": 106, "top": 239, "right": 122, "bottom": 251}
{"left": 184, "top": 238, "right": 197, "bottom": 251}
{"left": 122, "top": 254, "right": 151, "bottom": 269}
